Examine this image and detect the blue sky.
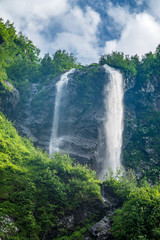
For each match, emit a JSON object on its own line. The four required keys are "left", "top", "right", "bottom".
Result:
{"left": 0, "top": 0, "right": 160, "bottom": 64}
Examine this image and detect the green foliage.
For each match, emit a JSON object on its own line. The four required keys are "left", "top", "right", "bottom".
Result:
{"left": 124, "top": 108, "right": 160, "bottom": 182}
{"left": 39, "top": 50, "right": 81, "bottom": 83}
{"left": 99, "top": 52, "right": 138, "bottom": 78}
{"left": 104, "top": 171, "right": 160, "bottom": 240}
{"left": 73, "top": 65, "right": 104, "bottom": 109}
{"left": 55, "top": 214, "right": 97, "bottom": 240}
{"left": 0, "top": 18, "right": 40, "bottom": 100}
{"left": 99, "top": 46, "right": 160, "bottom": 88}
{"left": 104, "top": 169, "right": 138, "bottom": 201}
{"left": 56, "top": 226, "right": 89, "bottom": 240}
{"left": 112, "top": 185, "right": 160, "bottom": 240}
{"left": 0, "top": 19, "right": 80, "bottom": 100}
{"left": 0, "top": 113, "right": 101, "bottom": 239}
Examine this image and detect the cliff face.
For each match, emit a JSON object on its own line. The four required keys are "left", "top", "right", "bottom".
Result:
{"left": 2, "top": 65, "right": 160, "bottom": 180}
{"left": 123, "top": 75, "right": 160, "bottom": 180}
{"left": 15, "top": 66, "right": 108, "bottom": 174}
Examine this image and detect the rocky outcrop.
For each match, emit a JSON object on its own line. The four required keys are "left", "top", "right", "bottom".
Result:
{"left": 46, "top": 184, "right": 121, "bottom": 240}
{"left": 47, "top": 199, "right": 108, "bottom": 239}
{"left": 83, "top": 185, "right": 122, "bottom": 240}
{"left": 87, "top": 215, "right": 114, "bottom": 240}
{"left": 0, "top": 81, "right": 20, "bottom": 118}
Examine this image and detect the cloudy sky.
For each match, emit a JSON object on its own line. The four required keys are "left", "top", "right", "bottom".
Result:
{"left": 0, "top": 0, "right": 160, "bottom": 64}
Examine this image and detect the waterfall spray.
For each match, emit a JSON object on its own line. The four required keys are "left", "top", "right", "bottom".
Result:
{"left": 49, "top": 69, "right": 75, "bottom": 155}
{"left": 100, "top": 65, "right": 124, "bottom": 179}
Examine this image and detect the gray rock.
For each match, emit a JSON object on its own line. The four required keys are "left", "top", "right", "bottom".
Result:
{"left": 0, "top": 215, "right": 19, "bottom": 239}
{"left": 89, "top": 215, "right": 114, "bottom": 240}
{"left": 0, "top": 81, "right": 20, "bottom": 118}
{"left": 47, "top": 199, "right": 107, "bottom": 239}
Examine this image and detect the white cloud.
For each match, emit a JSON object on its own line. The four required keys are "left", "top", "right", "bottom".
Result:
{"left": 107, "top": 5, "right": 131, "bottom": 27}
{"left": 104, "top": 4, "right": 160, "bottom": 57}
{"left": 62, "top": 6, "right": 100, "bottom": 36}
{"left": 52, "top": 32, "right": 99, "bottom": 63}
{"left": 0, "top": 0, "right": 69, "bottom": 21}
{"left": 51, "top": 7, "right": 100, "bottom": 63}
{"left": 1, "top": 0, "right": 160, "bottom": 63}
{"left": 147, "top": 0, "right": 160, "bottom": 20}
{"left": 0, "top": 0, "right": 70, "bottom": 49}
{"left": 0, "top": 0, "right": 100, "bottom": 64}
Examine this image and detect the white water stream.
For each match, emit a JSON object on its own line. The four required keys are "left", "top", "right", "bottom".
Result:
{"left": 49, "top": 69, "right": 75, "bottom": 155}
{"left": 100, "top": 65, "right": 124, "bottom": 178}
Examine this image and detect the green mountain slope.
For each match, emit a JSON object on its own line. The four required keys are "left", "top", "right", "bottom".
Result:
{"left": 0, "top": 113, "right": 101, "bottom": 239}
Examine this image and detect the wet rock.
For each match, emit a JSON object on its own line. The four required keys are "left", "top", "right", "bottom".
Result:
{"left": 88, "top": 215, "right": 114, "bottom": 240}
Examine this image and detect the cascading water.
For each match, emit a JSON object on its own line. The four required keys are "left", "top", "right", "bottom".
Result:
{"left": 100, "top": 65, "right": 124, "bottom": 179}
{"left": 49, "top": 69, "right": 75, "bottom": 155}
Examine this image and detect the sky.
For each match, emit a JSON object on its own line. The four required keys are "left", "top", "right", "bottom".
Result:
{"left": 0, "top": 0, "right": 160, "bottom": 64}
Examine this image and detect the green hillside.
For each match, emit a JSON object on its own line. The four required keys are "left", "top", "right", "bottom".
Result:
{"left": 0, "top": 113, "right": 101, "bottom": 239}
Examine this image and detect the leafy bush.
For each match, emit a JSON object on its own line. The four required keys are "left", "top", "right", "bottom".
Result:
{"left": 104, "top": 171, "right": 160, "bottom": 240}
{"left": 0, "top": 113, "right": 101, "bottom": 239}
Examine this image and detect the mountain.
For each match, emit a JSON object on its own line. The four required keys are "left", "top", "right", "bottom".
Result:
{"left": 0, "top": 19, "right": 160, "bottom": 239}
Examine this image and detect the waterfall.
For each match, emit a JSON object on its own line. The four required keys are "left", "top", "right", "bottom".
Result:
{"left": 100, "top": 65, "right": 124, "bottom": 179}
{"left": 49, "top": 69, "right": 75, "bottom": 155}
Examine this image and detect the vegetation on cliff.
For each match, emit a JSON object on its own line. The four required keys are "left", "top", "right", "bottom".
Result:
{"left": 104, "top": 171, "right": 160, "bottom": 240}
{"left": 0, "top": 19, "right": 79, "bottom": 98}
{"left": 99, "top": 44, "right": 160, "bottom": 83}
{"left": 0, "top": 113, "right": 101, "bottom": 239}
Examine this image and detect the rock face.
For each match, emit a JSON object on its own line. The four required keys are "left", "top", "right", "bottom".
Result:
{"left": 2, "top": 65, "right": 160, "bottom": 179}
{"left": 82, "top": 185, "right": 122, "bottom": 240}
{"left": 15, "top": 66, "right": 110, "bottom": 174}
{"left": 47, "top": 199, "right": 109, "bottom": 239}
{"left": 0, "top": 81, "right": 20, "bottom": 118}
{"left": 123, "top": 75, "right": 160, "bottom": 180}
{"left": 15, "top": 75, "right": 60, "bottom": 148}
{"left": 88, "top": 216, "right": 114, "bottom": 240}
{"left": 46, "top": 185, "right": 121, "bottom": 240}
